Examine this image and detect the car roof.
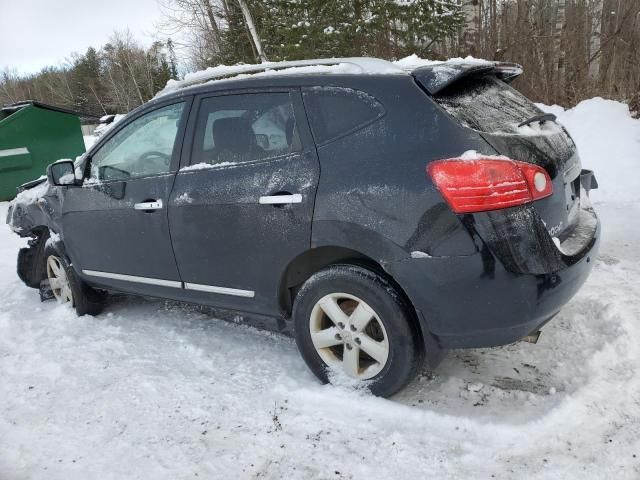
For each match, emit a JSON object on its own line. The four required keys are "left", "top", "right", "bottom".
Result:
{"left": 142, "top": 59, "right": 415, "bottom": 114}
{"left": 135, "top": 57, "right": 523, "bottom": 117}
{"left": 156, "top": 57, "right": 408, "bottom": 97}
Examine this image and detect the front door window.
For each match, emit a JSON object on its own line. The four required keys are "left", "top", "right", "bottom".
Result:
{"left": 89, "top": 102, "right": 185, "bottom": 182}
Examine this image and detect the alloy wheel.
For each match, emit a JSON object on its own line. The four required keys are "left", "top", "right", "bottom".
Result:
{"left": 309, "top": 292, "right": 389, "bottom": 380}
{"left": 47, "top": 255, "right": 73, "bottom": 304}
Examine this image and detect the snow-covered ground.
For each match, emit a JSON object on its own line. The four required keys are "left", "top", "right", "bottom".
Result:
{"left": 1, "top": 98, "right": 639, "bottom": 479}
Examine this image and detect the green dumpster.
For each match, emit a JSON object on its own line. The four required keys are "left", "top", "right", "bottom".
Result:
{"left": 0, "top": 101, "right": 86, "bottom": 201}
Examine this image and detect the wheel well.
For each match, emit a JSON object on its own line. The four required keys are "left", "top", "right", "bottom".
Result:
{"left": 278, "top": 247, "right": 376, "bottom": 315}
{"left": 279, "top": 246, "right": 427, "bottom": 355}
{"left": 17, "top": 227, "right": 51, "bottom": 289}
{"left": 278, "top": 247, "right": 418, "bottom": 323}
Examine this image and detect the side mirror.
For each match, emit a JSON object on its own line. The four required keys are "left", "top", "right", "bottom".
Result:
{"left": 47, "top": 160, "right": 76, "bottom": 186}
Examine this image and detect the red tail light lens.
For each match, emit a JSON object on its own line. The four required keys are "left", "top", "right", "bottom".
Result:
{"left": 427, "top": 157, "right": 553, "bottom": 214}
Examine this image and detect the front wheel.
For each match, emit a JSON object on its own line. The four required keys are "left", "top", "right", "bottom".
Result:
{"left": 292, "top": 265, "right": 423, "bottom": 397}
{"left": 45, "top": 242, "right": 106, "bottom": 316}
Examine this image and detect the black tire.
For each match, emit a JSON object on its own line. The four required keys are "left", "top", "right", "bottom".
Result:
{"left": 44, "top": 242, "right": 106, "bottom": 316}
{"left": 292, "top": 264, "right": 423, "bottom": 397}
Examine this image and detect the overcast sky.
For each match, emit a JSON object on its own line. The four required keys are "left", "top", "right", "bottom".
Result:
{"left": 0, "top": 0, "right": 165, "bottom": 74}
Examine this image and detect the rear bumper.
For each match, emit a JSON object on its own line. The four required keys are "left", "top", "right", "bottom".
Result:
{"left": 387, "top": 204, "right": 600, "bottom": 349}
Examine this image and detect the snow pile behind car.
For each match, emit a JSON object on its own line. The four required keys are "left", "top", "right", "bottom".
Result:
{"left": 538, "top": 97, "right": 640, "bottom": 203}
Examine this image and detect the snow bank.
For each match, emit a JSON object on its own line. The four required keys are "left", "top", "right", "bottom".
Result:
{"left": 84, "top": 114, "right": 127, "bottom": 150}
{"left": 538, "top": 98, "right": 640, "bottom": 204}
{"left": 83, "top": 135, "right": 97, "bottom": 150}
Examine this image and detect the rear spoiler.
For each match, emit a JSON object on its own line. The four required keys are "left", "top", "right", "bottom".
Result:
{"left": 412, "top": 62, "right": 523, "bottom": 95}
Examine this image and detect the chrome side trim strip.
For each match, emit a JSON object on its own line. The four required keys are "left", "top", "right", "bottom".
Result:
{"left": 0, "top": 147, "right": 29, "bottom": 158}
{"left": 184, "top": 282, "right": 255, "bottom": 298}
{"left": 81, "top": 270, "right": 255, "bottom": 298}
{"left": 82, "top": 270, "right": 182, "bottom": 288}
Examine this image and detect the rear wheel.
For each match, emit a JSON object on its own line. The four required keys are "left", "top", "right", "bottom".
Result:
{"left": 44, "top": 242, "right": 106, "bottom": 316}
{"left": 293, "top": 264, "right": 423, "bottom": 397}
{"left": 309, "top": 292, "right": 390, "bottom": 380}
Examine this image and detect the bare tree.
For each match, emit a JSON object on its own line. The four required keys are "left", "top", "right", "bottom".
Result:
{"left": 554, "top": 0, "right": 567, "bottom": 97}
{"left": 461, "top": 0, "right": 480, "bottom": 56}
{"left": 588, "top": 0, "right": 604, "bottom": 81}
{"left": 236, "top": 0, "right": 268, "bottom": 62}
{"left": 3, "top": 0, "right": 640, "bottom": 112}
{"left": 157, "top": 0, "right": 227, "bottom": 69}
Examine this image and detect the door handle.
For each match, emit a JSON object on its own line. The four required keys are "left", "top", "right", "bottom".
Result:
{"left": 259, "top": 194, "right": 302, "bottom": 205}
{"left": 134, "top": 200, "right": 163, "bottom": 211}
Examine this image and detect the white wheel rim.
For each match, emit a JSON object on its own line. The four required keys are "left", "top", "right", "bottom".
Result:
{"left": 309, "top": 292, "right": 389, "bottom": 380}
{"left": 47, "top": 255, "right": 73, "bottom": 304}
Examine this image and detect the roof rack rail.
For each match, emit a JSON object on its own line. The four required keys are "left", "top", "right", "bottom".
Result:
{"left": 160, "top": 57, "right": 404, "bottom": 94}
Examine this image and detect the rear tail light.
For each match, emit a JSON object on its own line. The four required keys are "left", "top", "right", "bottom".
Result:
{"left": 427, "top": 157, "right": 552, "bottom": 214}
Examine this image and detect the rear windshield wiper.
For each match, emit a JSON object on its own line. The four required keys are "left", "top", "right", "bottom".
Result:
{"left": 518, "top": 113, "right": 557, "bottom": 128}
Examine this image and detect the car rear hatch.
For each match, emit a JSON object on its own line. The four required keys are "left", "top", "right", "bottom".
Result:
{"left": 413, "top": 63, "right": 598, "bottom": 272}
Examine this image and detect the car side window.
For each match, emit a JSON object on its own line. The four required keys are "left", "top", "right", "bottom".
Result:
{"left": 89, "top": 102, "right": 185, "bottom": 182}
{"left": 190, "top": 93, "right": 301, "bottom": 167}
{"left": 302, "top": 87, "right": 384, "bottom": 144}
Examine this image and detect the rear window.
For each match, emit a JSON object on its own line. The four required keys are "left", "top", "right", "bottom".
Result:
{"left": 434, "top": 76, "right": 544, "bottom": 135}
{"left": 302, "top": 87, "right": 384, "bottom": 144}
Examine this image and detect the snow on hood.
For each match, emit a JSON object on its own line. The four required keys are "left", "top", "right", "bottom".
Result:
{"left": 11, "top": 178, "right": 49, "bottom": 206}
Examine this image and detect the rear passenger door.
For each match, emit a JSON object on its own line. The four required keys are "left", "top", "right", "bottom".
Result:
{"left": 168, "top": 90, "right": 319, "bottom": 316}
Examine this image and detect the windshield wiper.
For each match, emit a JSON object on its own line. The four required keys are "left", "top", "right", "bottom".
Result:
{"left": 518, "top": 113, "right": 557, "bottom": 128}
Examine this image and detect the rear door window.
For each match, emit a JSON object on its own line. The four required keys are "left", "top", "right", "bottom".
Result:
{"left": 302, "top": 87, "right": 384, "bottom": 144}
{"left": 189, "top": 93, "right": 301, "bottom": 167}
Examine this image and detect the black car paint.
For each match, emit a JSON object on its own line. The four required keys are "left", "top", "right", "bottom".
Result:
{"left": 7, "top": 68, "right": 600, "bottom": 350}
{"left": 169, "top": 89, "right": 320, "bottom": 316}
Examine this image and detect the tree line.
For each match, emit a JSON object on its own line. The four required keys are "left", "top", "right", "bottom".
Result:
{"left": 1, "top": 0, "right": 638, "bottom": 117}
{"left": 0, "top": 31, "right": 178, "bottom": 117}
{"left": 456, "top": 0, "right": 640, "bottom": 109}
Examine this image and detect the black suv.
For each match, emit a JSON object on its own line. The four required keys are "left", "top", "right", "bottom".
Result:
{"left": 7, "top": 58, "right": 600, "bottom": 397}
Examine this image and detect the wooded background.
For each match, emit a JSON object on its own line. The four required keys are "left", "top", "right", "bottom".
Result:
{"left": 1, "top": 0, "right": 638, "bottom": 117}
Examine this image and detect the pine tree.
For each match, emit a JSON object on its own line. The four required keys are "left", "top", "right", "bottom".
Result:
{"left": 71, "top": 47, "right": 108, "bottom": 115}
{"left": 166, "top": 39, "right": 180, "bottom": 80}
{"left": 237, "top": 0, "right": 464, "bottom": 62}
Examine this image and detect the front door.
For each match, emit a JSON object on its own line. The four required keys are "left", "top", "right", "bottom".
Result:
{"left": 169, "top": 90, "right": 320, "bottom": 316}
{"left": 62, "top": 100, "right": 190, "bottom": 296}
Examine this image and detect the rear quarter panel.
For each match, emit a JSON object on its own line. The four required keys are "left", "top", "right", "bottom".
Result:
{"left": 310, "top": 76, "right": 487, "bottom": 262}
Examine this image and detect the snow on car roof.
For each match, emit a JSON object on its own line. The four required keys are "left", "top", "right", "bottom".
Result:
{"left": 156, "top": 57, "right": 406, "bottom": 96}
{"left": 155, "top": 55, "right": 509, "bottom": 98}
